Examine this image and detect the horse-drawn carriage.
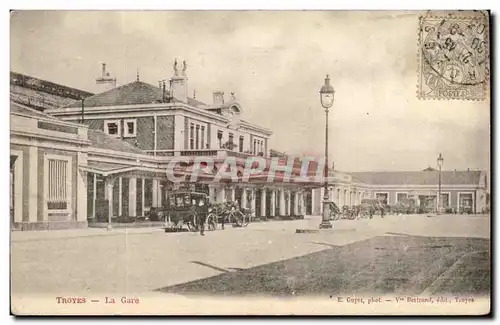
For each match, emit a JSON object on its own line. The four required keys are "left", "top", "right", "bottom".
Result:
{"left": 161, "top": 190, "right": 250, "bottom": 233}
{"left": 327, "top": 202, "right": 358, "bottom": 220}
{"left": 358, "top": 198, "right": 387, "bottom": 219}
{"left": 389, "top": 198, "right": 417, "bottom": 215}
{"left": 162, "top": 191, "right": 213, "bottom": 233}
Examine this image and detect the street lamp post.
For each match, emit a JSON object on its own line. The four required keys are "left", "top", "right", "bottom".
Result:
{"left": 437, "top": 153, "right": 444, "bottom": 214}
{"left": 319, "top": 75, "right": 335, "bottom": 229}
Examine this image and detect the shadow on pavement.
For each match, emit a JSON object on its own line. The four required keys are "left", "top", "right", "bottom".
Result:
{"left": 156, "top": 236, "right": 490, "bottom": 297}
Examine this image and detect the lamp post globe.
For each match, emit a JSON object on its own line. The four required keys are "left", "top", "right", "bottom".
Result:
{"left": 437, "top": 153, "right": 444, "bottom": 167}
{"left": 320, "top": 75, "right": 335, "bottom": 110}
{"left": 319, "top": 75, "right": 335, "bottom": 229}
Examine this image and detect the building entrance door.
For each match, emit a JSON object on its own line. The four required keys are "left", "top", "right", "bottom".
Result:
{"left": 265, "top": 190, "right": 272, "bottom": 217}
{"left": 418, "top": 195, "right": 436, "bottom": 213}
{"left": 305, "top": 189, "right": 312, "bottom": 215}
{"left": 290, "top": 192, "right": 296, "bottom": 216}
{"left": 255, "top": 189, "right": 262, "bottom": 218}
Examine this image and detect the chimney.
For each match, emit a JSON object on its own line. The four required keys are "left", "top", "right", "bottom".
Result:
{"left": 169, "top": 59, "right": 188, "bottom": 103}
{"left": 96, "top": 63, "right": 116, "bottom": 91}
{"left": 213, "top": 91, "right": 224, "bottom": 106}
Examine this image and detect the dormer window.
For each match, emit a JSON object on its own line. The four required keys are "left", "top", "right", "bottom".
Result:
{"left": 104, "top": 120, "right": 120, "bottom": 137}
{"left": 124, "top": 119, "right": 137, "bottom": 138}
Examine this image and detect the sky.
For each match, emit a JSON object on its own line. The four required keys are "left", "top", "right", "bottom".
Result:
{"left": 9, "top": 10, "right": 491, "bottom": 172}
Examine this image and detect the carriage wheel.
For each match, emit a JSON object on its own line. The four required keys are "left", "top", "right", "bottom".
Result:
{"left": 232, "top": 210, "right": 247, "bottom": 227}
{"left": 240, "top": 211, "right": 249, "bottom": 227}
{"left": 206, "top": 213, "right": 217, "bottom": 231}
{"left": 186, "top": 221, "right": 197, "bottom": 232}
{"left": 187, "top": 214, "right": 199, "bottom": 232}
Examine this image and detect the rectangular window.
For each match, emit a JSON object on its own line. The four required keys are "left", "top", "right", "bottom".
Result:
{"left": 229, "top": 133, "right": 234, "bottom": 150}
{"left": 201, "top": 126, "right": 205, "bottom": 149}
{"left": 253, "top": 140, "right": 257, "bottom": 154}
{"left": 375, "top": 193, "right": 388, "bottom": 204}
{"left": 397, "top": 193, "right": 408, "bottom": 202}
{"left": 123, "top": 119, "right": 137, "bottom": 138}
{"left": 459, "top": 193, "right": 473, "bottom": 212}
{"left": 190, "top": 123, "right": 195, "bottom": 150}
{"left": 239, "top": 136, "right": 244, "bottom": 153}
{"left": 47, "top": 158, "right": 71, "bottom": 210}
{"left": 217, "top": 130, "right": 223, "bottom": 148}
{"left": 195, "top": 125, "right": 200, "bottom": 149}
{"left": 440, "top": 193, "right": 450, "bottom": 207}
{"left": 104, "top": 120, "right": 120, "bottom": 137}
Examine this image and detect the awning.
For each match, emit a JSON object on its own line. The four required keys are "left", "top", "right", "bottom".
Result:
{"left": 80, "top": 161, "right": 140, "bottom": 177}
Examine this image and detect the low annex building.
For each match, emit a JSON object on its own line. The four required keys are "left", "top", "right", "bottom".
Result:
{"left": 309, "top": 168, "right": 489, "bottom": 215}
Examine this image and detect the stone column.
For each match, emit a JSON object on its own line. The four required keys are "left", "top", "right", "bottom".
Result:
{"left": 217, "top": 186, "right": 226, "bottom": 203}
{"left": 152, "top": 179, "right": 158, "bottom": 207}
{"left": 241, "top": 187, "right": 248, "bottom": 209}
{"left": 28, "top": 146, "right": 38, "bottom": 222}
{"left": 106, "top": 178, "right": 115, "bottom": 224}
{"left": 250, "top": 188, "right": 256, "bottom": 217}
{"left": 158, "top": 182, "right": 163, "bottom": 207}
{"left": 260, "top": 188, "right": 266, "bottom": 217}
{"left": 279, "top": 190, "right": 286, "bottom": 216}
{"left": 141, "top": 178, "right": 146, "bottom": 216}
{"left": 231, "top": 187, "right": 236, "bottom": 202}
{"left": 129, "top": 177, "right": 137, "bottom": 217}
{"left": 76, "top": 152, "right": 88, "bottom": 222}
{"left": 270, "top": 189, "right": 276, "bottom": 217}
{"left": 310, "top": 188, "right": 315, "bottom": 215}
{"left": 208, "top": 184, "right": 216, "bottom": 203}
{"left": 92, "top": 173, "right": 97, "bottom": 219}
{"left": 118, "top": 177, "right": 123, "bottom": 216}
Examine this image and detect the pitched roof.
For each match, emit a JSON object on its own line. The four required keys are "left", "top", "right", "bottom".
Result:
{"left": 11, "top": 101, "right": 72, "bottom": 123}
{"left": 67, "top": 80, "right": 207, "bottom": 108}
{"left": 88, "top": 129, "right": 146, "bottom": 155}
{"left": 11, "top": 71, "right": 94, "bottom": 101}
{"left": 349, "top": 171, "right": 483, "bottom": 186}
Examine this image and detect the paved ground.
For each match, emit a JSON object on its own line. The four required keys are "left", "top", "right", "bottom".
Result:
{"left": 11, "top": 214, "right": 490, "bottom": 297}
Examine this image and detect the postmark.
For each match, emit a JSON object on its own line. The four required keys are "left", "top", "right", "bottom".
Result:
{"left": 417, "top": 11, "right": 490, "bottom": 100}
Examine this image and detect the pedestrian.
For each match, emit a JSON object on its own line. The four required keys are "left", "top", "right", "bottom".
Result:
{"left": 198, "top": 200, "right": 206, "bottom": 236}
{"left": 199, "top": 215, "right": 205, "bottom": 236}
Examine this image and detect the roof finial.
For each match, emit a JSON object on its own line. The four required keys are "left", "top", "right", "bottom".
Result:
{"left": 182, "top": 60, "right": 187, "bottom": 76}
{"left": 193, "top": 89, "right": 196, "bottom": 99}
{"left": 174, "top": 59, "right": 179, "bottom": 76}
{"left": 136, "top": 69, "right": 140, "bottom": 82}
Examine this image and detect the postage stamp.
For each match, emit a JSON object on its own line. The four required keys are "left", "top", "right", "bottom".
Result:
{"left": 417, "top": 11, "right": 490, "bottom": 100}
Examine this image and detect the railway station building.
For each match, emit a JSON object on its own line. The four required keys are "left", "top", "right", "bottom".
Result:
{"left": 10, "top": 63, "right": 489, "bottom": 230}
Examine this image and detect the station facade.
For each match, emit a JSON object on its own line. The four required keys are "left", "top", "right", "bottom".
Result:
{"left": 10, "top": 63, "right": 489, "bottom": 230}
